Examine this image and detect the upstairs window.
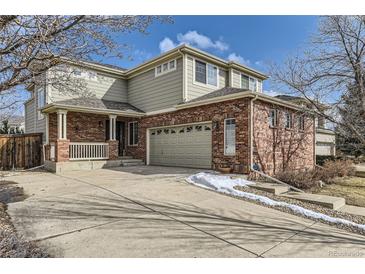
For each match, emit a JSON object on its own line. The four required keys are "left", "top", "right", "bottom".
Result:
{"left": 128, "top": 122, "right": 139, "bottom": 146}
{"left": 241, "top": 74, "right": 249, "bottom": 89}
{"left": 284, "top": 112, "right": 293, "bottom": 129}
{"left": 241, "top": 74, "right": 262, "bottom": 92}
{"left": 249, "top": 77, "right": 257, "bottom": 91}
{"left": 194, "top": 59, "right": 218, "bottom": 87}
{"left": 268, "top": 109, "right": 278, "bottom": 128}
{"left": 155, "top": 59, "right": 177, "bottom": 77}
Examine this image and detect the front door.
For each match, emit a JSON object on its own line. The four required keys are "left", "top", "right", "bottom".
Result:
{"left": 116, "top": 121, "right": 125, "bottom": 156}
{"left": 105, "top": 120, "right": 125, "bottom": 156}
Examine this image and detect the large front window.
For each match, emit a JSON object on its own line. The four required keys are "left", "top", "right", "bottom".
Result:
{"left": 195, "top": 60, "right": 218, "bottom": 87}
{"left": 128, "top": 122, "right": 139, "bottom": 146}
{"left": 224, "top": 118, "right": 236, "bottom": 155}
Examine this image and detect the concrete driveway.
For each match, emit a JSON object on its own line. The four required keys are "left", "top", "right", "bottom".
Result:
{"left": 7, "top": 166, "right": 365, "bottom": 258}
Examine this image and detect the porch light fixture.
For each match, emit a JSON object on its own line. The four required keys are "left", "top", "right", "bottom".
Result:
{"left": 98, "top": 121, "right": 103, "bottom": 127}
{"left": 213, "top": 121, "right": 219, "bottom": 130}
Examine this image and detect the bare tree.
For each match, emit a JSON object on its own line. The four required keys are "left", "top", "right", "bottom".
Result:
{"left": 270, "top": 16, "right": 365, "bottom": 152}
{"left": 0, "top": 15, "right": 171, "bottom": 109}
{"left": 252, "top": 105, "right": 314, "bottom": 175}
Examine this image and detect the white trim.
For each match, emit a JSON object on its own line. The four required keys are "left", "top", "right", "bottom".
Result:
{"left": 154, "top": 59, "right": 177, "bottom": 77}
{"left": 128, "top": 121, "right": 138, "bottom": 146}
{"left": 108, "top": 114, "right": 117, "bottom": 140}
{"left": 147, "top": 121, "right": 212, "bottom": 130}
{"left": 192, "top": 57, "right": 219, "bottom": 89}
{"left": 183, "top": 53, "right": 187, "bottom": 101}
{"left": 224, "top": 118, "right": 236, "bottom": 156}
{"left": 42, "top": 104, "right": 145, "bottom": 117}
{"left": 145, "top": 107, "right": 176, "bottom": 116}
{"left": 57, "top": 110, "right": 68, "bottom": 140}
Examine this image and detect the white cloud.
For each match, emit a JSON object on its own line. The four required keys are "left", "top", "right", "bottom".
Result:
{"left": 159, "top": 37, "right": 177, "bottom": 53}
{"left": 176, "top": 30, "right": 229, "bottom": 51}
{"left": 227, "top": 53, "right": 250, "bottom": 65}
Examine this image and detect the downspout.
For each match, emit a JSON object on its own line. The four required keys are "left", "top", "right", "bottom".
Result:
{"left": 178, "top": 48, "right": 187, "bottom": 102}
{"left": 249, "top": 94, "right": 258, "bottom": 171}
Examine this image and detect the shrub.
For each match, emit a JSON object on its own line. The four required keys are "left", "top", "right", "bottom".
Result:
{"left": 275, "top": 170, "right": 319, "bottom": 190}
{"left": 316, "top": 159, "right": 356, "bottom": 183}
{"left": 275, "top": 159, "right": 356, "bottom": 189}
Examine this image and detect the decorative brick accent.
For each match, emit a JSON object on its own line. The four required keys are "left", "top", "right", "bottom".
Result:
{"left": 56, "top": 139, "right": 70, "bottom": 162}
{"left": 107, "top": 140, "right": 119, "bottom": 160}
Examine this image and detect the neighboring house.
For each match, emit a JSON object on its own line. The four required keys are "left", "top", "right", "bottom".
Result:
{"left": 24, "top": 44, "right": 315, "bottom": 175}
{"left": 2, "top": 115, "right": 25, "bottom": 133}
{"left": 275, "top": 95, "right": 336, "bottom": 157}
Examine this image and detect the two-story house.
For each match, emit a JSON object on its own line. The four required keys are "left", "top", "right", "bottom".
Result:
{"left": 24, "top": 44, "right": 316, "bottom": 175}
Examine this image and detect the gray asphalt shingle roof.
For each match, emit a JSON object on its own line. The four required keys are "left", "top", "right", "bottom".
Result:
{"left": 55, "top": 97, "right": 144, "bottom": 113}
{"left": 181, "top": 87, "right": 250, "bottom": 104}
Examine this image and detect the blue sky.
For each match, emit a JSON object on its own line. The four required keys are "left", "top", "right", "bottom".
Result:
{"left": 102, "top": 15, "right": 318, "bottom": 94}
{"left": 13, "top": 16, "right": 318, "bottom": 116}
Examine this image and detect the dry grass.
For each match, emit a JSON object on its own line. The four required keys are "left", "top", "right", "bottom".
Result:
{"left": 311, "top": 176, "right": 365, "bottom": 207}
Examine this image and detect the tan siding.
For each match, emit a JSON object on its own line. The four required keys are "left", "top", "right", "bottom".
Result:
{"left": 231, "top": 70, "right": 241, "bottom": 88}
{"left": 127, "top": 58, "right": 183, "bottom": 112}
{"left": 47, "top": 69, "right": 128, "bottom": 103}
{"left": 186, "top": 56, "right": 228, "bottom": 101}
{"left": 24, "top": 99, "right": 35, "bottom": 133}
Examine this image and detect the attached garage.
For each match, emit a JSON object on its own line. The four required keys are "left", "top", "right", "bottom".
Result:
{"left": 148, "top": 122, "right": 212, "bottom": 169}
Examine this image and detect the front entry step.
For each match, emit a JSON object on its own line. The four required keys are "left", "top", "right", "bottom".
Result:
{"left": 120, "top": 158, "right": 145, "bottom": 167}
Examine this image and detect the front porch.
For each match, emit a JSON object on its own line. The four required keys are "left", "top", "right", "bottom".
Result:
{"left": 41, "top": 98, "right": 145, "bottom": 173}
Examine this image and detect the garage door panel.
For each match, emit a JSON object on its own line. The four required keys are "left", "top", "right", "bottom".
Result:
{"left": 149, "top": 123, "right": 212, "bottom": 169}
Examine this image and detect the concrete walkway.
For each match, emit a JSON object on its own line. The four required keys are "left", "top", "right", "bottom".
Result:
{"left": 6, "top": 166, "right": 365, "bottom": 258}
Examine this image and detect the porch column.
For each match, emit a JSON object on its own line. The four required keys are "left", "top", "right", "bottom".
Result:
{"left": 56, "top": 110, "right": 69, "bottom": 162}
{"left": 108, "top": 114, "right": 117, "bottom": 140}
{"left": 57, "top": 110, "right": 68, "bottom": 140}
{"left": 107, "top": 114, "right": 118, "bottom": 160}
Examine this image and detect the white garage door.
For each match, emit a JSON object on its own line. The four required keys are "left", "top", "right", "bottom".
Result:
{"left": 149, "top": 122, "right": 212, "bottom": 169}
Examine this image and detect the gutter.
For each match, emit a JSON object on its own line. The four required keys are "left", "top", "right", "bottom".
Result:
{"left": 41, "top": 104, "right": 145, "bottom": 117}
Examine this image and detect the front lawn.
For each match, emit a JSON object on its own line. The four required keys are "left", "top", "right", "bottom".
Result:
{"left": 311, "top": 176, "right": 365, "bottom": 207}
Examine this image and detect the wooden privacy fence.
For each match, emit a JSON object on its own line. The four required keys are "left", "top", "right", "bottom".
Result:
{"left": 0, "top": 133, "right": 43, "bottom": 170}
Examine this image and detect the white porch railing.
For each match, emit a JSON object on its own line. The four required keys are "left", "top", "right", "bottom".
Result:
{"left": 69, "top": 142, "right": 109, "bottom": 160}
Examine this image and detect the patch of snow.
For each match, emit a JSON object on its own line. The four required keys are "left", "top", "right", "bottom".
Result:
{"left": 187, "top": 172, "right": 365, "bottom": 231}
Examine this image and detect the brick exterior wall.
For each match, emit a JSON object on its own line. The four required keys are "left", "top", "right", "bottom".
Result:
{"left": 127, "top": 98, "right": 251, "bottom": 173}
{"left": 107, "top": 140, "right": 119, "bottom": 160}
{"left": 252, "top": 100, "right": 315, "bottom": 175}
{"left": 46, "top": 98, "right": 315, "bottom": 175}
{"left": 55, "top": 139, "right": 70, "bottom": 162}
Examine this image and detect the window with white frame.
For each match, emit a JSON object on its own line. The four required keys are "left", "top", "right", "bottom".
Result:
{"left": 241, "top": 74, "right": 249, "bottom": 89}
{"left": 298, "top": 115, "right": 305, "bottom": 131}
{"left": 128, "top": 122, "right": 139, "bottom": 146}
{"left": 241, "top": 74, "right": 262, "bottom": 92}
{"left": 194, "top": 59, "right": 218, "bottom": 87}
{"left": 249, "top": 77, "right": 257, "bottom": 91}
{"left": 284, "top": 112, "right": 293, "bottom": 129}
{"left": 155, "top": 59, "right": 177, "bottom": 77}
{"left": 268, "top": 109, "right": 278, "bottom": 127}
{"left": 36, "top": 87, "right": 45, "bottom": 120}
{"left": 224, "top": 118, "right": 236, "bottom": 155}
{"left": 257, "top": 80, "right": 263, "bottom": 92}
